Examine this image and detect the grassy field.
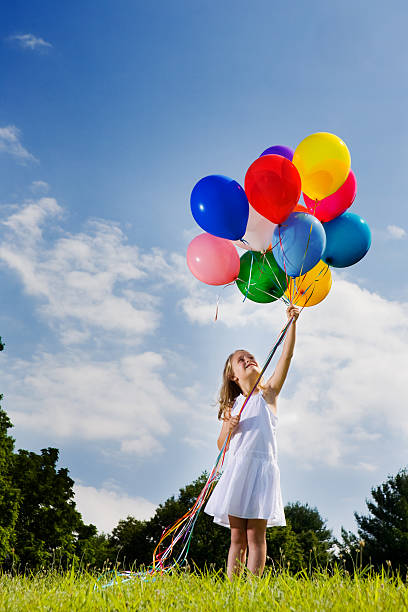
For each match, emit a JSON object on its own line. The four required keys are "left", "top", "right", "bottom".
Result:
{"left": 1, "top": 566, "right": 407, "bottom": 611}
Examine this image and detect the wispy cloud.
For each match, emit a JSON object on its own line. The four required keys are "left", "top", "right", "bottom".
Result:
{"left": 2, "top": 349, "right": 190, "bottom": 453}
{"left": 0, "top": 125, "right": 38, "bottom": 164}
{"left": 8, "top": 33, "right": 52, "bottom": 51}
{"left": 387, "top": 224, "right": 406, "bottom": 239}
{"left": 0, "top": 198, "right": 200, "bottom": 456}
{"left": 73, "top": 483, "right": 156, "bottom": 533}
{"left": 30, "top": 180, "right": 50, "bottom": 194}
{"left": 0, "top": 199, "right": 161, "bottom": 343}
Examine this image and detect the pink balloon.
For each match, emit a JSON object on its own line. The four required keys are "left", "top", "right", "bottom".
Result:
{"left": 187, "top": 233, "right": 240, "bottom": 286}
{"left": 304, "top": 170, "right": 357, "bottom": 222}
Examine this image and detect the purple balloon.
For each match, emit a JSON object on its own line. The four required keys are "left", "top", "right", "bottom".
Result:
{"left": 260, "top": 145, "right": 294, "bottom": 161}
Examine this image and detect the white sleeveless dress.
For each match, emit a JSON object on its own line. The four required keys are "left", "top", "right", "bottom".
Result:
{"left": 204, "top": 391, "right": 286, "bottom": 528}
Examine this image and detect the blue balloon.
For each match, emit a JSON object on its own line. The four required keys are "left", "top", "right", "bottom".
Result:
{"left": 272, "top": 212, "right": 326, "bottom": 277}
{"left": 190, "top": 175, "right": 249, "bottom": 240}
{"left": 322, "top": 212, "right": 371, "bottom": 267}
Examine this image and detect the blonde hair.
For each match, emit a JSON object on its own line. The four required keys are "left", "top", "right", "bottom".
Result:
{"left": 217, "top": 350, "right": 265, "bottom": 421}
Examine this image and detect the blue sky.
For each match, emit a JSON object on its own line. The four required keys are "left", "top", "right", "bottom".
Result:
{"left": 0, "top": 1, "right": 407, "bottom": 538}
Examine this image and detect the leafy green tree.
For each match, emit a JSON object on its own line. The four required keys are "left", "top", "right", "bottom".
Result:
{"left": 266, "top": 503, "right": 333, "bottom": 573}
{"left": 0, "top": 398, "right": 19, "bottom": 563}
{"left": 337, "top": 469, "right": 408, "bottom": 575}
{"left": 110, "top": 517, "right": 150, "bottom": 567}
{"left": 266, "top": 524, "right": 304, "bottom": 571}
{"left": 76, "top": 530, "right": 114, "bottom": 569}
{"left": 284, "top": 501, "right": 333, "bottom": 568}
{"left": 110, "top": 473, "right": 333, "bottom": 573}
{"left": 12, "top": 447, "right": 97, "bottom": 569}
{"left": 147, "top": 472, "right": 230, "bottom": 571}
{"left": 112, "top": 473, "right": 230, "bottom": 570}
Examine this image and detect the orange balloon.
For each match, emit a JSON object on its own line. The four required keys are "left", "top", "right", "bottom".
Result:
{"left": 293, "top": 204, "right": 310, "bottom": 213}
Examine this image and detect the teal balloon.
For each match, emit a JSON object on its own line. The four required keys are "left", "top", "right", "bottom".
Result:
{"left": 322, "top": 212, "right": 371, "bottom": 267}
{"left": 236, "top": 251, "right": 287, "bottom": 303}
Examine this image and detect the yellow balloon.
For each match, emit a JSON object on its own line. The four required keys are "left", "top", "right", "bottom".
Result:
{"left": 285, "top": 260, "right": 332, "bottom": 307}
{"left": 293, "top": 132, "right": 351, "bottom": 200}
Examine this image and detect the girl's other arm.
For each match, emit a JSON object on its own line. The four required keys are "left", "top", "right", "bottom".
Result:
{"left": 266, "top": 306, "right": 299, "bottom": 395}
{"left": 217, "top": 414, "right": 240, "bottom": 450}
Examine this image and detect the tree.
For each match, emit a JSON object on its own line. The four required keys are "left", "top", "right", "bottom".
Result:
{"left": 284, "top": 501, "right": 333, "bottom": 568}
{"left": 0, "top": 337, "right": 19, "bottom": 564}
{"left": 266, "top": 525, "right": 304, "bottom": 572}
{"left": 12, "top": 447, "right": 97, "bottom": 569}
{"left": 110, "top": 517, "right": 150, "bottom": 568}
{"left": 112, "top": 473, "right": 231, "bottom": 571}
{"left": 0, "top": 398, "right": 19, "bottom": 563}
{"left": 75, "top": 529, "right": 113, "bottom": 569}
{"left": 336, "top": 469, "right": 408, "bottom": 575}
{"left": 110, "top": 472, "right": 333, "bottom": 573}
{"left": 265, "top": 503, "right": 333, "bottom": 573}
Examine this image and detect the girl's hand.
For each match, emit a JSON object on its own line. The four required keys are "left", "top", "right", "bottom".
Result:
{"left": 228, "top": 415, "right": 240, "bottom": 434}
{"left": 286, "top": 305, "right": 300, "bottom": 321}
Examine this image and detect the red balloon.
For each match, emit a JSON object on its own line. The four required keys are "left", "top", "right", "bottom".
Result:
{"left": 244, "top": 155, "right": 301, "bottom": 224}
{"left": 304, "top": 170, "right": 357, "bottom": 222}
{"left": 187, "top": 233, "right": 240, "bottom": 286}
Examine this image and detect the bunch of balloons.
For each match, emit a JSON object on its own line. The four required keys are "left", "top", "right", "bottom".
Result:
{"left": 187, "top": 133, "right": 371, "bottom": 308}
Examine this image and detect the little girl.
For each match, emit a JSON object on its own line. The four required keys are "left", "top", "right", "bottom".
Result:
{"left": 204, "top": 305, "right": 299, "bottom": 579}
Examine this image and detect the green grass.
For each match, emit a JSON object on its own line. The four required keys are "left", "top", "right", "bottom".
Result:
{"left": 0, "top": 566, "right": 407, "bottom": 611}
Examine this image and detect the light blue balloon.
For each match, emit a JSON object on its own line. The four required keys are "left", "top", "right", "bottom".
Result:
{"left": 322, "top": 212, "right": 371, "bottom": 268}
{"left": 272, "top": 212, "right": 326, "bottom": 277}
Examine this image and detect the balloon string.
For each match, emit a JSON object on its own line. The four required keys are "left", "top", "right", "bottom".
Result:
{"left": 279, "top": 200, "right": 322, "bottom": 305}
{"left": 242, "top": 251, "right": 254, "bottom": 302}
{"left": 260, "top": 253, "right": 290, "bottom": 304}
{"left": 290, "top": 198, "right": 326, "bottom": 303}
{"left": 278, "top": 226, "right": 293, "bottom": 305}
{"left": 297, "top": 219, "right": 314, "bottom": 280}
{"left": 292, "top": 262, "right": 329, "bottom": 303}
{"left": 214, "top": 282, "right": 236, "bottom": 321}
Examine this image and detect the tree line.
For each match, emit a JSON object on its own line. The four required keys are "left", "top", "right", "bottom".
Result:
{"left": 0, "top": 335, "right": 407, "bottom": 575}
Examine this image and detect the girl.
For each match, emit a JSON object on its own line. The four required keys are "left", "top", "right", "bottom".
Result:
{"left": 204, "top": 305, "right": 300, "bottom": 579}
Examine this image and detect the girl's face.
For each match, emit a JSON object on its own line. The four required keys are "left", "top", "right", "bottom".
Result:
{"left": 230, "top": 350, "right": 260, "bottom": 385}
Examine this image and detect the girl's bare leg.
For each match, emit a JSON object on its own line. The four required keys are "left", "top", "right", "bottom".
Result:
{"left": 246, "top": 519, "right": 267, "bottom": 576}
{"left": 227, "top": 515, "right": 248, "bottom": 580}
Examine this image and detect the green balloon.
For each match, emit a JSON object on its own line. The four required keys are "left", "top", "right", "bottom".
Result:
{"left": 236, "top": 251, "right": 287, "bottom": 303}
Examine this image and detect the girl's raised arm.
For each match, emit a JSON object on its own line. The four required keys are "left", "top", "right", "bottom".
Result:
{"left": 266, "top": 306, "right": 299, "bottom": 395}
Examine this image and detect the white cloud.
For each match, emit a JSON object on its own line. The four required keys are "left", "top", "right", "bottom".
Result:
{"left": 0, "top": 200, "right": 163, "bottom": 344}
{"left": 121, "top": 435, "right": 164, "bottom": 455}
{"left": 1, "top": 197, "right": 407, "bottom": 479}
{"left": 30, "top": 180, "right": 50, "bottom": 194}
{"left": 0, "top": 125, "right": 37, "bottom": 164}
{"left": 8, "top": 33, "right": 52, "bottom": 51}
{"left": 178, "top": 274, "right": 408, "bottom": 470}
{"left": 0, "top": 199, "right": 213, "bottom": 460}
{"left": 74, "top": 483, "right": 156, "bottom": 533}
{"left": 2, "top": 350, "right": 191, "bottom": 450}
{"left": 387, "top": 224, "right": 406, "bottom": 239}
